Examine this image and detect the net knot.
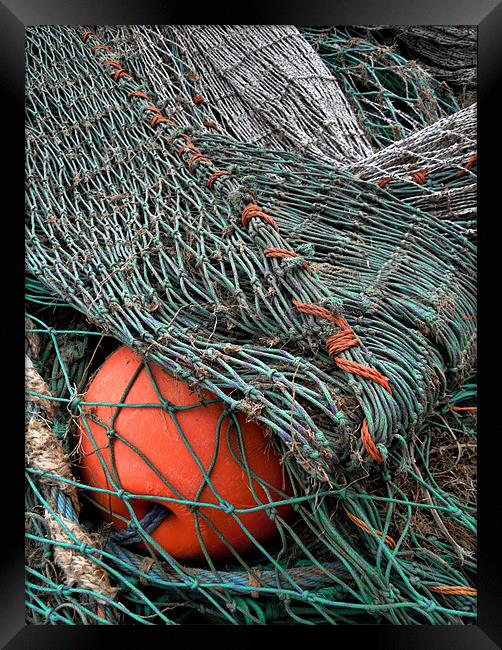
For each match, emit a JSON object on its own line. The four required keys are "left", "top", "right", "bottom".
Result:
{"left": 116, "top": 489, "right": 129, "bottom": 501}
{"left": 268, "top": 507, "right": 278, "bottom": 521}
{"left": 326, "top": 326, "right": 359, "bottom": 357}
{"left": 421, "top": 599, "right": 437, "bottom": 613}
{"left": 79, "top": 542, "right": 92, "bottom": 555}
{"left": 160, "top": 399, "right": 174, "bottom": 413}
{"left": 220, "top": 500, "right": 235, "bottom": 515}
{"left": 56, "top": 583, "right": 70, "bottom": 596}
{"left": 67, "top": 395, "right": 82, "bottom": 415}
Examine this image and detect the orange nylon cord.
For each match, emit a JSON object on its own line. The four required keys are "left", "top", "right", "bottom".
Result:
{"left": 457, "top": 153, "right": 477, "bottom": 177}
{"left": 377, "top": 177, "right": 392, "bottom": 188}
{"left": 192, "top": 95, "right": 206, "bottom": 105}
{"left": 103, "top": 59, "right": 123, "bottom": 70}
{"left": 128, "top": 91, "right": 151, "bottom": 101}
{"left": 203, "top": 120, "right": 219, "bottom": 131}
{"left": 150, "top": 115, "right": 174, "bottom": 128}
{"left": 178, "top": 143, "right": 200, "bottom": 156}
{"left": 144, "top": 106, "right": 163, "bottom": 115}
{"left": 113, "top": 69, "right": 130, "bottom": 81}
{"left": 451, "top": 406, "right": 477, "bottom": 412}
{"left": 361, "top": 418, "right": 385, "bottom": 463}
{"left": 291, "top": 298, "right": 391, "bottom": 463}
{"left": 325, "top": 318, "right": 358, "bottom": 356}
{"left": 344, "top": 506, "right": 396, "bottom": 548}
{"left": 91, "top": 44, "right": 110, "bottom": 53}
{"left": 428, "top": 585, "right": 477, "bottom": 597}
{"left": 292, "top": 298, "right": 338, "bottom": 323}
{"left": 335, "top": 358, "right": 392, "bottom": 395}
{"left": 82, "top": 31, "right": 93, "bottom": 42}
{"left": 207, "top": 170, "right": 228, "bottom": 189}
{"left": 188, "top": 153, "right": 211, "bottom": 171}
{"left": 241, "top": 204, "right": 279, "bottom": 232}
{"left": 264, "top": 248, "right": 311, "bottom": 274}
{"left": 411, "top": 169, "right": 429, "bottom": 185}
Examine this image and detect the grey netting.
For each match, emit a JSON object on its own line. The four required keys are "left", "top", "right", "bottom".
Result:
{"left": 130, "top": 25, "right": 374, "bottom": 163}
{"left": 389, "top": 27, "right": 477, "bottom": 94}
{"left": 96, "top": 25, "right": 475, "bottom": 232}
{"left": 25, "top": 25, "right": 477, "bottom": 625}
{"left": 346, "top": 104, "right": 477, "bottom": 231}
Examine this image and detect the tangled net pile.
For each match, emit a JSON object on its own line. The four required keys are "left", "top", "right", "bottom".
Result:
{"left": 25, "top": 25, "right": 477, "bottom": 625}
{"left": 387, "top": 27, "right": 477, "bottom": 98}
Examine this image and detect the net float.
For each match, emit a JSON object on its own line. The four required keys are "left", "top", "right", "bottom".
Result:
{"left": 78, "top": 346, "right": 294, "bottom": 561}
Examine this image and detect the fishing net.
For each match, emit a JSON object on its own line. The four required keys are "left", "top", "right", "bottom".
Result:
{"left": 25, "top": 25, "right": 477, "bottom": 625}
{"left": 300, "top": 26, "right": 460, "bottom": 149}
{"left": 25, "top": 279, "right": 477, "bottom": 625}
{"left": 92, "top": 25, "right": 476, "bottom": 233}
{"left": 388, "top": 27, "right": 477, "bottom": 99}
{"left": 125, "top": 25, "right": 374, "bottom": 163}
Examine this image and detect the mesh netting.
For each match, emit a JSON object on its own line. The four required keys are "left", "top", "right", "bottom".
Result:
{"left": 300, "top": 26, "right": 460, "bottom": 149}
{"left": 388, "top": 27, "right": 477, "bottom": 97}
{"left": 25, "top": 25, "right": 477, "bottom": 625}
{"left": 26, "top": 278, "right": 476, "bottom": 624}
{"left": 127, "top": 25, "right": 374, "bottom": 163}
{"left": 93, "top": 25, "right": 476, "bottom": 233}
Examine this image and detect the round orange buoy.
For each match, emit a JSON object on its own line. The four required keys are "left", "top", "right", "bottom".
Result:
{"left": 78, "top": 346, "right": 293, "bottom": 561}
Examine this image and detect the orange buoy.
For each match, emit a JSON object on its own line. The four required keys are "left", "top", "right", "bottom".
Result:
{"left": 78, "top": 346, "right": 293, "bottom": 561}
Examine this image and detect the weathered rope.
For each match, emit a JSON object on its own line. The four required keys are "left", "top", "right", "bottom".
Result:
{"left": 26, "top": 339, "right": 119, "bottom": 618}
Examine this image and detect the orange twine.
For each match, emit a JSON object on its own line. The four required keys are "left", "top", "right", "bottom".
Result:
{"left": 113, "top": 69, "right": 130, "bottom": 81}
{"left": 292, "top": 299, "right": 338, "bottom": 323}
{"left": 203, "top": 120, "right": 219, "bottom": 131}
{"left": 207, "top": 170, "right": 228, "bottom": 189}
{"left": 103, "top": 59, "right": 122, "bottom": 70}
{"left": 188, "top": 153, "right": 211, "bottom": 171}
{"left": 411, "top": 169, "right": 429, "bottom": 185}
{"left": 264, "top": 248, "right": 311, "bottom": 274}
{"left": 457, "top": 153, "right": 477, "bottom": 177}
{"left": 91, "top": 44, "right": 110, "bottom": 53}
{"left": 178, "top": 143, "right": 200, "bottom": 156}
{"left": 150, "top": 114, "right": 174, "bottom": 128}
{"left": 128, "top": 91, "right": 151, "bottom": 101}
{"left": 429, "top": 585, "right": 477, "bottom": 597}
{"left": 344, "top": 506, "right": 396, "bottom": 548}
{"left": 241, "top": 204, "right": 279, "bottom": 232}
{"left": 292, "top": 298, "right": 391, "bottom": 463}
{"left": 361, "top": 418, "right": 385, "bottom": 463}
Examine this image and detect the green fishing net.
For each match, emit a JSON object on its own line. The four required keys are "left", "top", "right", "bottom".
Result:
{"left": 25, "top": 25, "right": 477, "bottom": 625}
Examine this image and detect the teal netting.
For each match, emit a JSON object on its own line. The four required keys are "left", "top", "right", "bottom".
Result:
{"left": 25, "top": 25, "right": 477, "bottom": 625}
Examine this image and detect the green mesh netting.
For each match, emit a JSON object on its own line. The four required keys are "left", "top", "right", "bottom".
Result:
{"left": 25, "top": 25, "right": 477, "bottom": 625}
{"left": 26, "top": 277, "right": 476, "bottom": 624}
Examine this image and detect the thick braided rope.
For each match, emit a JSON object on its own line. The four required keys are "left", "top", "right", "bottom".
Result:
{"left": 25, "top": 340, "right": 119, "bottom": 620}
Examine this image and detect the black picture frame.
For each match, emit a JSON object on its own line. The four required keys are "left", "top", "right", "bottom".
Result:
{"left": 4, "top": 1, "right": 500, "bottom": 647}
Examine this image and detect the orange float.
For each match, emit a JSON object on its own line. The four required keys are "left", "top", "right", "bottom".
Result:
{"left": 78, "top": 346, "right": 293, "bottom": 561}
